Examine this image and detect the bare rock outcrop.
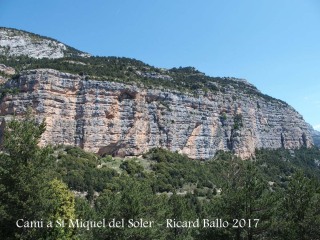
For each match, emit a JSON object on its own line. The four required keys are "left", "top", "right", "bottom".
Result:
{"left": 0, "top": 64, "right": 15, "bottom": 75}
{"left": 0, "top": 27, "right": 90, "bottom": 59}
{"left": 0, "top": 69, "right": 313, "bottom": 159}
{"left": 308, "top": 124, "right": 320, "bottom": 147}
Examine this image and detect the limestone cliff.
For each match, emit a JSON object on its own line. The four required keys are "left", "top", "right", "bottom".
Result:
{"left": 0, "top": 69, "right": 313, "bottom": 159}
{"left": 0, "top": 64, "right": 15, "bottom": 83}
{"left": 309, "top": 124, "right": 320, "bottom": 147}
{"left": 0, "top": 27, "right": 89, "bottom": 59}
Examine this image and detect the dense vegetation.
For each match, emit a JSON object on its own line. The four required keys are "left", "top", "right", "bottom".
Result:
{"left": 0, "top": 116, "right": 319, "bottom": 239}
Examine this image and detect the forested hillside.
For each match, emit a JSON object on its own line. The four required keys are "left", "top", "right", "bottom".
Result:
{"left": 0, "top": 116, "right": 319, "bottom": 239}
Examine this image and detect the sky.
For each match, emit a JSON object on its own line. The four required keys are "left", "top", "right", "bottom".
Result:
{"left": 1, "top": 0, "right": 320, "bottom": 129}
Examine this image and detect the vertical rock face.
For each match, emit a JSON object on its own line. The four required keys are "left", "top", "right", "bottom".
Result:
{"left": 0, "top": 64, "right": 15, "bottom": 75}
{"left": 0, "top": 69, "right": 313, "bottom": 159}
{"left": 308, "top": 124, "right": 320, "bottom": 147}
{"left": 0, "top": 64, "right": 15, "bottom": 83}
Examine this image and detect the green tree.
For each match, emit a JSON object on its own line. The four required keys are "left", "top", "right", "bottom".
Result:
{"left": 273, "top": 171, "right": 320, "bottom": 240}
{"left": 200, "top": 161, "right": 274, "bottom": 240}
{"left": 0, "top": 115, "right": 77, "bottom": 239}
{"left": 0, "top": 116, "right": 54, "bottom": 239}
{"left": 38, "top": 179, "right": 76, "bottom": 240}
{"left": 167, "top": 192, "right": 198, "bottom": 240}
{"left": 94, "top": 176, "right": 169, "bottom": 239}
{"left": 74, "top": 197, "right": 96, "bottom": 239}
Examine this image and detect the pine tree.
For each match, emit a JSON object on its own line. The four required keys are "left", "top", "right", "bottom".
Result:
{"left": 274, "top": 171, "right": 320, "bottom": 240}
{"left": 0, "top": 115, "right": 52, "bottom": 239}
{"left": 200, "top": 161, "right": 275, "bottom": 240}
{"left": 0, "top": 115, "right": 76, "bottom": 239}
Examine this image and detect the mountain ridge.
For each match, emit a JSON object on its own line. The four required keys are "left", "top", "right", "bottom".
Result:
{"left": 0, "top": 27, "right": 283, "bottom": 99}
{"left": 0, "top": 27, "right": 318, "bottom": 158}
{"left": 0, "top": 27, "right": 90, "bottom": 59}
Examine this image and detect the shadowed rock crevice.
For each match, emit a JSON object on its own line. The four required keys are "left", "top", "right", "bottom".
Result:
{"left": 74, "top": 82, "right": 86, "bottom": 148}
{"left": 98, "top": 143, "right": 122, "bottom": 157}
{"left": 281, "top": 133, "right": 285, "bottom": 148}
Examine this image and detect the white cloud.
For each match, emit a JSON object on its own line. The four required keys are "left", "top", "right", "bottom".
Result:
{"left": 313, "top": 124, "right": 320, "bottom": 131}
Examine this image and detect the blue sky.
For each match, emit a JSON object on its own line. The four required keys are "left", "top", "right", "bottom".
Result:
{"left": 1, "top": 0, "right": 320, "bottom": 129}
